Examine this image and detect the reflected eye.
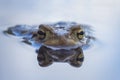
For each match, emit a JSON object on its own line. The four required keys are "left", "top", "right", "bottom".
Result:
{"left": 37, "top": 30, "right": 46, "bottom": 40}
{"left": 77, "top": 31, "right": 84, "bottom": 39}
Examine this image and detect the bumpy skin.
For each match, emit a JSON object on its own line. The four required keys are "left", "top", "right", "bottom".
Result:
{"left": 4, "top": 22, "right": 95, "bottom": 67}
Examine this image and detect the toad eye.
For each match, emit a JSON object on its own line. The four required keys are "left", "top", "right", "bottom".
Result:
{"left": 77, "top": 31, "right": 85, "bottom": 39}
{"left": 37, "top": 30, "right": 46, "bottom": 40}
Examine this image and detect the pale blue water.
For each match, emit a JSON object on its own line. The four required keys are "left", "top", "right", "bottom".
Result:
{"left": 0, "top": 0, "right": 120, "bottom": 80}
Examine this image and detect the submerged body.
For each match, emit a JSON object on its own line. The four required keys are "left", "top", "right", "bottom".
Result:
{"left": 4, "top": 22, "right": 95, "bottom": 67}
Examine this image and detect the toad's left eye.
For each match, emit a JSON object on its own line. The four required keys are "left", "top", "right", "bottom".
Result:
{"left": 77, "top": 31, "right": 85, "bottom": 39}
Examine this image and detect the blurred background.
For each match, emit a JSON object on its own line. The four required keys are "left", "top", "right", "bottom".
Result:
{"left": 0, "top": 0, "right": 120, "bottom": 80}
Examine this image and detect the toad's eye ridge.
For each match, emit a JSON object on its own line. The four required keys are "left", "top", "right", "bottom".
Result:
{"left": 77, "top": 31, "right": 84, "bottom": 39}
{"left": 37, "top": 30, "right": 46, "bottom": 40}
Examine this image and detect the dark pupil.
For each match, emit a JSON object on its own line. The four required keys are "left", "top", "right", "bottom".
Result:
{"left": 38, "top": 31, "right": 45, "bottom": 35}
{"left": 37, "top": 31, "right": 46, "bottom": 39}
{"left": 77, "top": 31, "right": 84, "bottom": 35}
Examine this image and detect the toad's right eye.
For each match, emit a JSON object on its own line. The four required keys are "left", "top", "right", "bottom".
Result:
{"left": 37, "top": 30, "right": 46, "bottom": 40}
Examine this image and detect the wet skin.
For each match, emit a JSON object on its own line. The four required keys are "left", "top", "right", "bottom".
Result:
{"left": 4, "top": 22, "right": 95, "bottom": 67}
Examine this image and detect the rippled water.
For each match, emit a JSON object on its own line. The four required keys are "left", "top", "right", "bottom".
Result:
{"left": 0, "top": 0, "right": 120, "bottom": 80}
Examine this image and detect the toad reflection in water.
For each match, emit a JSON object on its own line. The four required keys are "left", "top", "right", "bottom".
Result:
{"left": 4, "top": 22, "right": 95, "bottom": 67}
